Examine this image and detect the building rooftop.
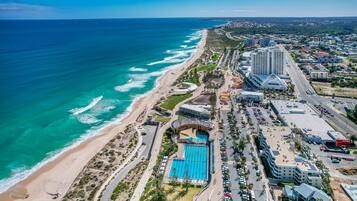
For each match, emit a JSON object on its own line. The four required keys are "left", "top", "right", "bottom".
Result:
{"left": 294, "top": 183, "right": 332, "bottom": 201}
{"left": 180, "top": 104, "right": 211, "bottom": 116}
{"left": 341, "top": 183, "right": 357, "bottom": 201}
{"left": 240, "top": 91, "right": 264, "bottom": 96}
{"left": 260, "top": 126, "right": 318, "bottom": 172}
{"left": 271, "top": 100, "right": 334, "bottom": 141}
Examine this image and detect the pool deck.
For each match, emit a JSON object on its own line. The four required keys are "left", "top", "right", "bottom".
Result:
{"left": 165, "top": 130, "right": 210, "bottom": 184}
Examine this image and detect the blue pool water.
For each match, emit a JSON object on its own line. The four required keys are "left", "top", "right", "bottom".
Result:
{"left": 170, "top": 144, "right": 208, "bottom": 180}
{"left": 192, "top": 133, "right": 208, "bottom": 143}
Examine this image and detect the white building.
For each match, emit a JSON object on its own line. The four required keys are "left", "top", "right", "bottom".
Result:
{"left": 259, "top": 126, "right": 322, "bottom": 188}
{"left": 238, "top": 91, "right": 264, "bottom": 103}
{"left": 251, "top": 46, "right": 285, "bottom": 76}
{"left": 308, "top": 65, "right": 329, "bottom": 80}
{"left": 270, "top": 100, "right": 346, "bottom": 144}
{"left": 248, "top": 74, "right": 288, "bottom": 90}
{"left": 178, "top": 104, "right": 211, "bottom": 120}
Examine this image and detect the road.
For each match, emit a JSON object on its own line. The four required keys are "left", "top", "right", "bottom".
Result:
{"left": 131, "top": 85, "right": 205, "bottom": 201}
{"left": 100, "top": 125, "right": 157, "bottom": 201}
{"left": 284, "top": 48, "right": 357, "bottom": 137}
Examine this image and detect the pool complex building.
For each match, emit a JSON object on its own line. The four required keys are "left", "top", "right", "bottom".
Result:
{"left": 168, "top": 119, "right": 214, "bottom": 186}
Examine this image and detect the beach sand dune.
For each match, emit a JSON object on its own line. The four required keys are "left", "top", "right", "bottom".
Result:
{"left": 0, "top": 29, "right": 207, "bottom": 201}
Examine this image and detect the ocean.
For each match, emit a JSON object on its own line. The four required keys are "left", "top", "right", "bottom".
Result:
{"left": 0, "top": 18, "right": 222, "bottom": 191}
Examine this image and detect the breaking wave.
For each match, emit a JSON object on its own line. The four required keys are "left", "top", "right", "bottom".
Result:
{"left": 70, "top": 96, "right": 103, "bottom": 115}
{"left": 129, "top": 67, "right": 148, "bottom": 72}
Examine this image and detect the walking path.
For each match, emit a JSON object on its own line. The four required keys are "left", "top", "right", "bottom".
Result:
{"left": 93, "top": 127, "right": 143, "bottom": 201}
{"left": 131, "top": 86, "right": 205, "bottom": 201}
{"left": 99, "top": 125, "right": 157, "bottom": 201}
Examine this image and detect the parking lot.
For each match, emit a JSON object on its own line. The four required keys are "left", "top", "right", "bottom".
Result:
{"left": 219, "top": 104, "right": 271, "bottom": 201}
{"left": 307, "top": 143, "right": 357, "bottom": 177}
{"left": 234, "top": 108, "right": 269, "bottom": 201}
{"left": 220, "top": 109, "right": 241, "bottom": 201}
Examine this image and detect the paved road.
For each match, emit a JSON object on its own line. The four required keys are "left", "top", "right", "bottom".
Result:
{"left": 284, "top": 48, "right": 357, "bottom": 136}
{"left": 100, "top": 125, "right": 157, "bottom": 201}
{"left": 131, "top": 85, "right": 205, "bottom": 201}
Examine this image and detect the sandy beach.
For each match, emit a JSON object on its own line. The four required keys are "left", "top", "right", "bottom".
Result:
{"left": 0, "top": 29, "right": 207, "bottom": 201}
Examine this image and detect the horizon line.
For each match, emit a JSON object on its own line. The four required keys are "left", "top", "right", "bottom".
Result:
{"left": 1, "top": 15, "right": 357, "bottom": 21}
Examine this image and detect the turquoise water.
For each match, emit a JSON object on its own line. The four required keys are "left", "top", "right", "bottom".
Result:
{"left": 187, "top": 133, "right": 208, "bottom": 143}
{"left": 170, "top": 144, "right": 208, "bottom": 180}
{"left": 0, "top": 18, "right": 222, "bottom": 191}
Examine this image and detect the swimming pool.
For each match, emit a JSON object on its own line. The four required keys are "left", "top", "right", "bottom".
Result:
{"left": 187, "top": 132, "right": 208, "bottom": 144}
{"left": 170, "top": 144, "right": 208, "bottom": 180}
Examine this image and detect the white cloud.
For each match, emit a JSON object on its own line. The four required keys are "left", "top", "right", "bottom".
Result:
{"left": 0, "top": 3, "right": 51, "bottom": 11}
{"left": 232, "top": 9, "right": 256, "bottom": 13}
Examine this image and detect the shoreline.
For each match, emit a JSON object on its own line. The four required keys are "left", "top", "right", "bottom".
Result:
{"left": 0, "top": 29, "right": 207, "bottom": 201}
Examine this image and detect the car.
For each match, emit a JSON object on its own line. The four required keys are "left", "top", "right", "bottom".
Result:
{"left": 224, "top": 193, "right": 232, "bottom": 198}
{"left": 251, "top": 190, "right": 256, "bottom": 199}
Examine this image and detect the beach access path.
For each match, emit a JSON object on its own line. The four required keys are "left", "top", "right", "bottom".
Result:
{"left": 0, "top": 30, "right": 207, "bottom": 201}
{"left": 99, "top": 125, "right": 157, "bottom": 201}
{"left": 130, "top": 31, "right": 207, "bottom": 201}
{"left": 131, "top": 79, "right": 205, "bottom": 201}
{"left": 93, "top": 126, "right": 144, "bottom": 201}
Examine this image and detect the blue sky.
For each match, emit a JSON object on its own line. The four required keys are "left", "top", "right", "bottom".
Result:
{"left": 0, "top": 0, "right": 357, "bottom": 19}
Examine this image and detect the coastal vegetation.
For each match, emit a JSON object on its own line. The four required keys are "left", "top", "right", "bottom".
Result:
{"left": 154, "top": 115, "right": 171, "bottom": 124}
{"left": 160, "top": 93, "right": 193, "bottom": 110}
{"left": 63, "top": 125, "right": 138, "bottom": 201}
{"left": 140, "top": 128, "right": 178, "bottom": 201}
{"left": 206, "top": 29, "right": 242, "bottom": 51}
{"left": 192, "top": 64, "right": 217, "bottom": 72}
{"left": 180, "top": 69, "right": 200, "bottom": 85}
{"left": 110, "top": 160, "right": 148, "bottom": 201}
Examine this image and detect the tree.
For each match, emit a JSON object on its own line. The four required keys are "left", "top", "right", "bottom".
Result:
{"left": 349, "top": 135, "right": 357, "bottom": 142}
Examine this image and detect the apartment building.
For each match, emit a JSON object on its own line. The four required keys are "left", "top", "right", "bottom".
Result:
{"left": 258, "top": 126, "right": 322, "bottom": 188}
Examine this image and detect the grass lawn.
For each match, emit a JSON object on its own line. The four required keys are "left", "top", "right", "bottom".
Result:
{"left": 163, "top": 184, "right": 203, "bottom": 201}
{"left": 160, "top": 93, "right": 193, "bottom": 111}
{"left": 154, "top": 115, "right": 171, "bottom": 123}
{"left": 312, "top": 82, "right": 357, "bottom": 98}
{"left": 192, "top": 64, "right": 217, "bottom": 72}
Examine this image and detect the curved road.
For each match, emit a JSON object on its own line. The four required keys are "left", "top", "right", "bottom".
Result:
{"left": 284, "top": 47, "right": 357, "bottom": 136}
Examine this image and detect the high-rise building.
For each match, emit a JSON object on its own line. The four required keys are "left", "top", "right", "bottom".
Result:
{"left": 251, "top": 46, "right": 285, "bottom": 75}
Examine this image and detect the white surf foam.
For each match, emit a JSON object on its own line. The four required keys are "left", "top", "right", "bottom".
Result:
{"left": 128, "top": 67, "right": 148, "bottom": 72}
{"left": 184, "top": 30, "right": 202, "bottom": 43}
{"left": 0, "top": 29, "right": 204, "bottom": 194}
{"left": 70, "top": 96, "right": 103, "bottom": 116}
{"left": 147, "top": 48, "right": 196, "bottom": 66}
{"left": 77, "top": 114, "right": 101, "bottom": 124}
{"left": 114, "top": 80, "right": 146, "bottom": 92}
